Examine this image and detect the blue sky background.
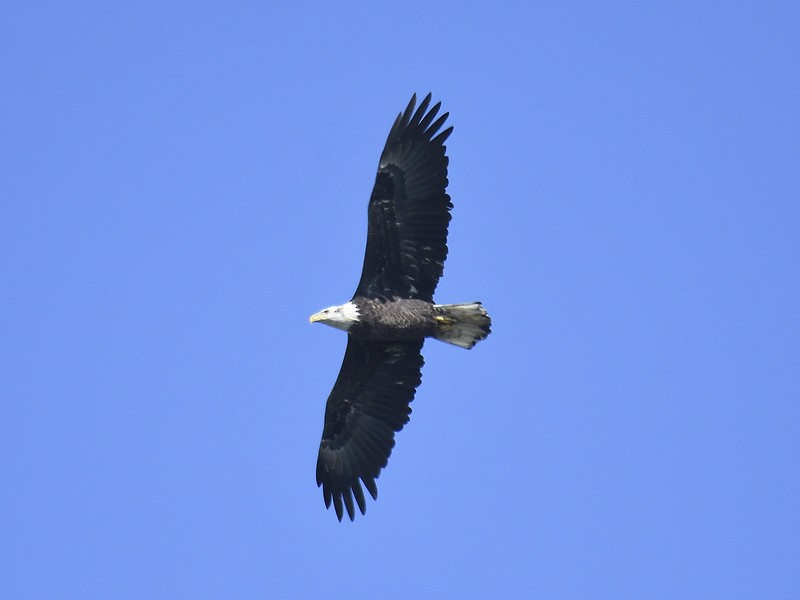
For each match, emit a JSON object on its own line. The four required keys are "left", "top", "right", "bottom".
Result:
{"left": 2, "top": 3, "right": 798, "bottom": 598}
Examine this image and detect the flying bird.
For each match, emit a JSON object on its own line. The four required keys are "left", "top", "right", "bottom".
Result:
{"left": 310, "top": 94, "right": 492, "bottom": 521}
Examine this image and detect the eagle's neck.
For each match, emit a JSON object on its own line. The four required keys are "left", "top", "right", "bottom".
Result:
{"left": 336, "top": 301, "right": 361, "bottom": 328}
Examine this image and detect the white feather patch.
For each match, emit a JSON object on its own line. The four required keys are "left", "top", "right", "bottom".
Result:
{"left": 340, "top": 301, "right": 360, "bottom": 322}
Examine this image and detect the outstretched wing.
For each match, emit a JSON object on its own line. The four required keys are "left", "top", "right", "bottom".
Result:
{"left": 354, "top": 93, "right": 453, "bottom": 302}
{"left": 316, "top": 337, "right": 425, "bottom": 521}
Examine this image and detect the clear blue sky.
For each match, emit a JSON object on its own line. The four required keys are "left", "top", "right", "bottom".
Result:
{"left": 2, "top": 3, "right": 798, "bottom": 598}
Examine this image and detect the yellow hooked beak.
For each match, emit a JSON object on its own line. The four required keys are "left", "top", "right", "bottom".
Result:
{"left": 309, "top": 311, "right": 324, "bottom": 324}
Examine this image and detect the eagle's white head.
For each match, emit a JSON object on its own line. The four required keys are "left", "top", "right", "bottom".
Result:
{"left": 309, "top": 301, "right": 360, "bottom": 332}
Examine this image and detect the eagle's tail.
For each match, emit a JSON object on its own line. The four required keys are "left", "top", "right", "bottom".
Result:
{"left": 432, "top": 302, "right": 492, "bottom": 349}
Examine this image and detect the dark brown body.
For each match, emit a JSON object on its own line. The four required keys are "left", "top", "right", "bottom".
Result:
{"left": 349, "top": 297, "right": 437, "bottom": 341}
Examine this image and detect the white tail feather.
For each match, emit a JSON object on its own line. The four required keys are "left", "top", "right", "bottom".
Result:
{"left": 432, "top": 302, "right": 492, "bottom": 349}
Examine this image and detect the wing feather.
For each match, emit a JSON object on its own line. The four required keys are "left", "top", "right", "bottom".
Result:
{"left": 354, "top": 94, "right": 453, "bottom": 301}
{"left": 316, "top": 337, "right": 424, "bottom": 521}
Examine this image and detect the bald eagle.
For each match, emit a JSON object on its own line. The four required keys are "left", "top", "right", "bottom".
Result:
{"left": 310, "top": 94, "right": 491, "bottom": 521}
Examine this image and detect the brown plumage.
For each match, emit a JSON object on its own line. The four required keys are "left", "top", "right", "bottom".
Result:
{"left": 310, "top": 94, "right": 492, "bottom": 521}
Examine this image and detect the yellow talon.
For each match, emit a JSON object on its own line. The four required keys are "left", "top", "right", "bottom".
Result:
{"left": 435, "top": 315, "right": 457, "bottom": 329}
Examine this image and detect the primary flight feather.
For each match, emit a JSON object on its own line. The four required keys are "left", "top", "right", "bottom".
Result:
{"left": 310, "top": 94, "right": 492, "bottom": 521}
